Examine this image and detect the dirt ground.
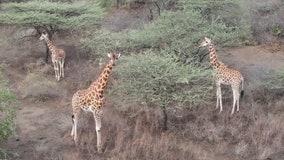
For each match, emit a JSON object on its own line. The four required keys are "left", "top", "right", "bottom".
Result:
{"left": 0, "top": 24, "right": 284, "bottom": 160}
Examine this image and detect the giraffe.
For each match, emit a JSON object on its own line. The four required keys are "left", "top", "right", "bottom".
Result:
{"left": 71, "top": 51, "right": 121, "bottom": 153}
{"left": 199, "top": 37, "right": 244, "bottom": 115}
{"left": 39, "top": 32, "right": 65, "bottom": 81}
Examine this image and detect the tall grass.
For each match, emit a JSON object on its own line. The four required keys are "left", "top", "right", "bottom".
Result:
{"left": 19, "top": 71, "right": 58, "bottom": 99}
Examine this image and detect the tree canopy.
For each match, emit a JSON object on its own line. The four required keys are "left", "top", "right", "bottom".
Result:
{"left": 0, "top": 0, "right": 105, "bottom": 34}
{"left": 0, "top": 0, "right": 105, "bottom": 61}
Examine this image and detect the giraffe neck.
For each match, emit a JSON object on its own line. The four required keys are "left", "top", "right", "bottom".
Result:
{"left": 90, "top": 62, "right": 114, "bottom": 96}
{"left": 44, "top": 37, "right": 56, "bottom": 54}
{"left": 208, "top": 43, "right": 221, "bottom": 69}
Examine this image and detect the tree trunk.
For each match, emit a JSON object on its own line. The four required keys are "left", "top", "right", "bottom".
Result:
{"left": 148, "top": 8, "right": 153, "bottom": 21}
{"left": 45, "top": 45, "right": 50, "bottom": 63}
{"left": 117, "top": 0, "right": 119, "bottom": 9}
{"left": 162, "top": 106, "right": 168, "bottom": 131}
{"left": 154, "top": 2, "right": 161, "bottom": 16}
{"left": 43, "top": 28, "right": 57, "bottom": 63}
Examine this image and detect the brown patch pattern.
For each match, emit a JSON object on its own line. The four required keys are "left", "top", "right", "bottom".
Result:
{"left": 71, "top": 51, "right": 120, "bottom": 153}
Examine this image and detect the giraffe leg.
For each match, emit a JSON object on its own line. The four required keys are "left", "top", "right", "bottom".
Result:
{"left": 231, "top": 86, "right": 239, "bottom": 115}
{"left": 53, "top": 61, "right": 60, "bottom": 81}
{"left": 236, "top": 88, "right": 240, "bottom": 113}
{"left": 61, "top": 59, "right": 65, "bottom": 78}
{"left": 71, "top": 114, "right": 77, "bottom": 140}
{"left": 56, "top": 61, "right": 60, "bottom": 81}
{"left": 52, "top": 61, "right": 57, "bottom": 80}
{"left": 93, "top": 111, "right": 103, "bottom": 153}
{"left": 237, "top": 94, "right": 240, "bottom": 112}
{"left": 71, "top": 114, "right": 75, "bottom": 137}
{"left": 231, "top": 89, "right": 236, "bottom": 115}
{"left": 216, "top": 82, "right": 223, "bottom": 113}
{"left": 58, "top": 60, "right": 63, "bottom": 79}
{"left": 238, "top": 79, "right": 243, "bottom": 112}
{"left": 219, "top": 86, "right": 223, "bottom": 113}
{"left": 58, "top": 61, "right": 62, "bottom": 79}
{"left": 71, "top": 109, "right": 79, "bottom": 142}
{"left": 216, "top": 87, "right": 219, "bottom": 109}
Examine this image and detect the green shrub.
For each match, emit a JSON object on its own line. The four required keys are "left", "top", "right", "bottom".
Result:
{"left": 112, "top": 52, "right": 212, "bottom": 107}
{"left": 0, "top": 71, "right": 17, "bottom": 159}
{"left": 98, "top": 0, "right": 131, "bottom": 8}
{"left": 82, "top": 0, "right": 251, "bottom": 58}
{"left": 271, "top": 23, "right": 282, "bottom": 36}
{"left": 110, "top": 52, "right": 213, "bottom": 129}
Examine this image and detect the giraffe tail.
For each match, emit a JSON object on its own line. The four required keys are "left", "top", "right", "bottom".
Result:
{"left": 240, "top": 77, "right": 244, "bottom": 99}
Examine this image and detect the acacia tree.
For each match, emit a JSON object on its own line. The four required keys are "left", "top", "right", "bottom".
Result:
{"left": 0, "top": 0, "right": 105, "bottom": 62}
{"left": 111, "top": 52, "right": 212, "bottom": 131}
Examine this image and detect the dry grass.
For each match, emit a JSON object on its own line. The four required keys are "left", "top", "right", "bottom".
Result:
{"left": 18, "top": 71, "right": 58, "bottom": 99}
{"left": 249, "top": 112, "right": 283, "bottom": 159}
{"left": 243, "top": 0, "right": 284, "bottom": 43}
{"left": 85, "top": 80, "right": 282, "bottom": 160}
{"left": 50, "top": 66, "right": 283, "bottom": 160}
{"left": 246, "top": 84, "right": 284, "bottom": 159}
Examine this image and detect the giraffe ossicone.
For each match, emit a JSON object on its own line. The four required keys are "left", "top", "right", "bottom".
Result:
{"left": 199, "top": 37, "right": 244, "bottom": 115}
{"left": 39, "top": 32, "right": 65, "bottom": 81}
{"left": 71, "top": 51, "right": 121, "bottom": 153}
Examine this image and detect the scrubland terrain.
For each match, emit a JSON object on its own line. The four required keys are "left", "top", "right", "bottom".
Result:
{"left": 1, "top": 28, "right": 283, "bottom": 160}
{"left": 0, "top": 1, "right": 284, "bottom": 160}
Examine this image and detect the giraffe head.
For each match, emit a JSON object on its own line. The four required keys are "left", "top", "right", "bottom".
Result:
{"left": 39, "top": 32, "right": 49, "bottom": 41}
{"left": 199, "top": 37, "right": 212, "bottom": 48}
{"left": 108, "top": 51, "right": 121, "bottom": 66}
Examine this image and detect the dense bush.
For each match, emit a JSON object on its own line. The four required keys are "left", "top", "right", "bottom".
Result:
{"left": 0, "top": 70, "right": 17, "bottom": 159}
{"left": 111, "top": 52, "right": 212, "bottom": 106}
{"left": 98, "top": 0, "right": 173, "bottom": 10}
{"left": 110, "top": 52, "right": 213, "bottom": 129}
{"left": 82, "top": 0, "right": 251, "bottom": 60}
